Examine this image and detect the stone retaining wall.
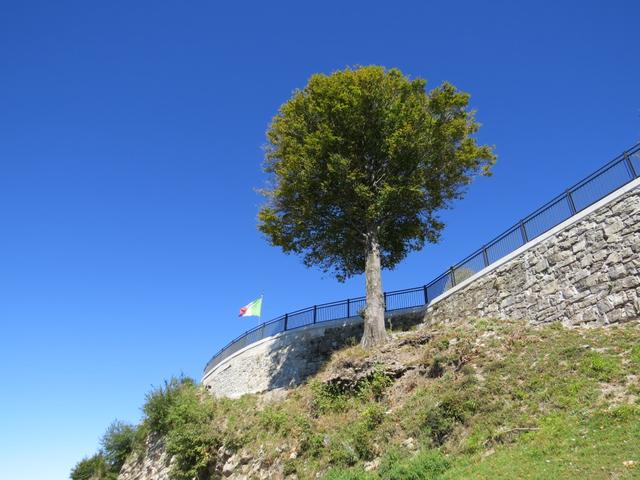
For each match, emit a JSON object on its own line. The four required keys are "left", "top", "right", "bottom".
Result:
{"left": 202, "top": 309, "right": 424, "bottom": 398}
{"left": 426, "top": 181, "right": 640, "bottom": 326}
{"left": 203, "top": 179, "right": 640, "bottom": 398}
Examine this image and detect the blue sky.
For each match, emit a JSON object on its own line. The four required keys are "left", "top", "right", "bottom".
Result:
{"left": 0, "top": 1, "right": 638, "bottom": 479}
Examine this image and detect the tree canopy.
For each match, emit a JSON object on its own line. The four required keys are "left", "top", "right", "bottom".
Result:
{"left": 259, "top": 66, "right": 495, "bottom": 345}
{"left": 259, "top": 66, "right": 494, "bottom": 280}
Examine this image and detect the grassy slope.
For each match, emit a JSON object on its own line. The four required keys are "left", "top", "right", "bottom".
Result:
{"left": 131, "top": 318, "right": 640, "bottom": 479}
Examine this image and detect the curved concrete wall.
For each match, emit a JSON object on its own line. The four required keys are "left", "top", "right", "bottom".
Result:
{"left": 203, "top": 178, "right": 640, "bottom": 398}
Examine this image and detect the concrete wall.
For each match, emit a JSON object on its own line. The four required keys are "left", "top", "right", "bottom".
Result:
{"left": 203, "top": 179, "right": 640, "bottom": 398}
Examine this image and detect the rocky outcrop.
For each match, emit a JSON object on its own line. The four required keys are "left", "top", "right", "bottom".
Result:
{"left": 119, "top": 434, "right": 171, "bottom": 480}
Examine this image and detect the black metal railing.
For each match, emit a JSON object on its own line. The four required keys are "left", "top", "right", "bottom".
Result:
{"left": 204, "top": 142, "right": 640, "bottom": 375}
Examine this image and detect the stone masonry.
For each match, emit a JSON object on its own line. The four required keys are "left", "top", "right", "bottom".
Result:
{"left": 426, "top": 183, "right": 640, "bottom": 326}
{"left": 202, "top": 309, "right": 424, "bottom": 398}
{"left": 203, "top": 180, "right": 640, "bottom": 399}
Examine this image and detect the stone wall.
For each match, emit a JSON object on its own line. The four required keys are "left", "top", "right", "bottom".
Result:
{"left": 426, "top": 181, "right": 640, "bottom": 326}
{"left": 202, "top": 309, "right": 424, "bottom": 398}
{"left": 203, "top": 179, "right": 640, "bottom": 398}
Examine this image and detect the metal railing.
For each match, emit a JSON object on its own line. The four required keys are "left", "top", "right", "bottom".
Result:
{"left": 204, "top": 142, "right": 640, "bottom": 375}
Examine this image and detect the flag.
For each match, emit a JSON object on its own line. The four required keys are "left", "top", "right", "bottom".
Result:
{"left": 238, "top": 297, "right": 262, "bottom": 317}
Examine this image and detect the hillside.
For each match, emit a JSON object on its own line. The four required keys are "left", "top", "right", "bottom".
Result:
{"left": 72, "top": 318, "right": 640, "bottom": 480}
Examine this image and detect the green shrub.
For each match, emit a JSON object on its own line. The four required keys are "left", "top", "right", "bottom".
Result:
{"left": 259, "top": 405, "right": 291, "bottom": 433}
{"left": 310, "top": 380, "right": 348, "bottom": 414}
{"left": 299, "top": 425, "right": 325, "bottom": 458}
{"left": 359, "top": 368, "right": 393, "bottom": 401}
{"left": 362, "top": 403, "right": 385, "bottom": 429}
{"left": 423, "top": 394, "right": 476, "bottom": 446}
{"left": 311, "top": 366, "right": 393, "bottom": 415}
{"left": 161, "top": 382, "right": 220, "bottom": 480}
{"left": 142, "top": 376, "right": 195, "bottom": 435}
{"left": 381, "top": 449, "right": 450, "bottom": 479}
{"left": 101, "top": 420, "right": 137, "bottom": 472}
{"left": 70, "top": 454, "right": 115, "bottom": 480}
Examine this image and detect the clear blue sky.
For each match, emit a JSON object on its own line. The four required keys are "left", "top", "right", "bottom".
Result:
{"left": 0, "top": 1, "right": 638, "bottom": 479}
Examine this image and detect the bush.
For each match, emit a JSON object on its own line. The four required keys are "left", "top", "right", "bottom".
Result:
{"left": 310, "top": 367, "right": 393, "bottom": 415}
{"left": 159, "top": 381, "right": 220, "bottom": 480}
{"left": 423, "top": 394, "right": 477, "bottom": 446}
{"left": 380, "top": 449, "right": 450, "bottom": 479}
{"left": 142, "top": 376, "right": 196, "bottom": 435}
{"left": 101, "top": 420, "right": 137, "bottom": 472}
{"left": 70, "top": 454, "right": 114, "bottom": 480}
{"left": 259, "top": 405, "right": 291, "bottom": 433}
{"left": 70, "top": 421, "right": 137, "bottom": 480}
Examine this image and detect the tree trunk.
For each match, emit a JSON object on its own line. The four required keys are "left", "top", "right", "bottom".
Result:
{"left": 361, "top": 232, "right": 388, "bottom": 348}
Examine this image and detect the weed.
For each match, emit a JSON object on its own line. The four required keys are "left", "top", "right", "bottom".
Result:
{"left": 259, "top": 405, "right": 291, "bottom": 433}
{"left": 579, "top": 351, "right": 620, "bottom": 381}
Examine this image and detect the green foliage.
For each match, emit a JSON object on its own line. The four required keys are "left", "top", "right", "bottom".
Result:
{"left": 578, "top": 351, "right": 621, "bottom": 381}
{"left": 259, "top": 404, "right": 292, "bottom": 434}
{"left": 323, "top": 468, "right": 375, "bottom": 480}
{"left": 325, "top": 450, "right": 450, "bottom": 479}
{"left": 421, "top": 394, "right": 477, "bottom": 446}
{"left": 299, "top": 423, "right": 325, "bottom": 458}
{"left": 311, "top": 367, "right": 393, "bottom": 414}
{"left": 142, "top": 376, "right": 195, "bottom": 436}
{"left": 70, "top": 454, "right": 114, "bottom": 480}
{"left": 359, "top": 368, "right": 394, "bottom": 401}
{"left": 259, "top": 65, "right": 495, "bottom": 282}
{"left": 100, "top": 420, "right": 137, "bottom": 472}
{"left": 381, "top": 450, "right": 450, "bottom": 479}
{"left": 72, "top": 321, "right": 640, "bottom": 480}
{"left": 310, "top": 379, "right": 349, "bottom": 413}
{"left": 70, "top": 422, "right": 137, "bottom": 480}
{"left": 156, "top": 380, "right": 220, "bottom": 480}
{"left": 630, "top": 344, "right": 640, "bottom": 365}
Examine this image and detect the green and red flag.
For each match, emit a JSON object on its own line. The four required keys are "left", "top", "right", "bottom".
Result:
{"left": 238, "top": 297, "right": 263, "bottom": 318}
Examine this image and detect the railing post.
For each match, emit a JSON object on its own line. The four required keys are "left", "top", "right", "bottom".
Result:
{"left": 423, "top": 285, "right": 429, "bottom": 305}
{"left": 519, "top": 220, "right": 529, "bottom": 244}
{"left": 625, "top": 153, "right": 638, "bottom": 178}
{"left": 566, "top": 189, "right": 577, "bottom": 215}
{"left": 346, "top": 298, "right": 350, "bottom": 317}
{"left": 482, "top": 245, "right": 489, "bottom": 267}
{"left": 284, "top": 313, "right": 288, "bottom": 330}
{"left": 313, "top": 305, "right": 317, "bottom": 323}
{"left": 383, "top": 292, "right": 387, "bottom": 311}
{"left": 449, "top": 267, "right": 456, "bottom": 287}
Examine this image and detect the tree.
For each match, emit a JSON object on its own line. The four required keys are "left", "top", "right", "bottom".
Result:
{"left": 70, "top": 453, "right": 113, "bottom": 480}
{"left": 100, "top": 420, "right": 137, "bottom": 473}
{"left": 258, "top": 66, "right": 495, "bottom": 347}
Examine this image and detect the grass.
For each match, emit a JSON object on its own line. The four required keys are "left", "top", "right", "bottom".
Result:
{"left": 72, "top": 318, "right": 640, "bottom": 479}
